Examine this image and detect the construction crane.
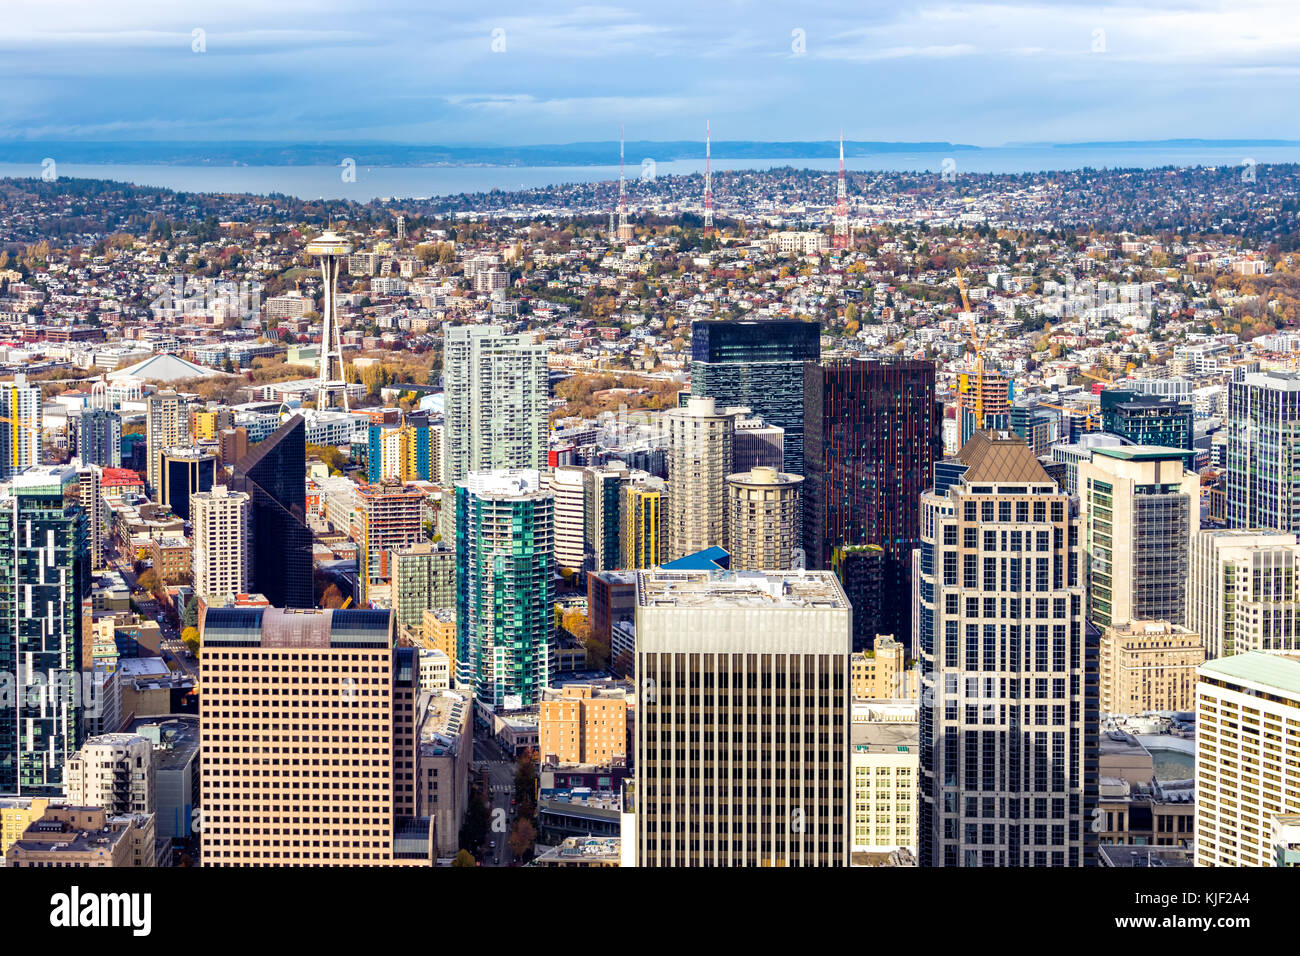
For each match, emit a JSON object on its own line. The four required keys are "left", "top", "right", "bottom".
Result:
{"left": 955, "top": 269, "right": 989, "bottom": 429}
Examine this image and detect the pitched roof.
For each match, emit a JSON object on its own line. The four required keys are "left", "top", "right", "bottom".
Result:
{"left": 106, "top": 353, "right": 222, "bottom": 383}
{"left": 957, "top": 429, "right": 1051, "bottom": 484}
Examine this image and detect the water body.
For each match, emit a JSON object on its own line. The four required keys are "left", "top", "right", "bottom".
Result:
{"left": 5, "top": 145, "right": 1300, "bottom": 201}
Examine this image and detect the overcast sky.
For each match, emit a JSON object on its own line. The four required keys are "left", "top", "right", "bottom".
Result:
{"left": 4, "top": 0, "right": 1299, "bottom": 145}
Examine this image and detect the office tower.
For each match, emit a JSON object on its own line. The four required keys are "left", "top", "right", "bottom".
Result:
{"left": 390, "top": 542, "right": 457, "bottom": 631}
{"left": 455, "top": 471, "right": 553, "bottom": 707}
{"left": 145, "top": 390, "right": 187, "bottom": 498}
{"left": 1099, "top": 621, "right": 1204, "bottom": 714}
{"left": 0, "top": 467, "right": 91, "bottom": 795}
{"left": 725, "top": 466, "right": 804, "bottom": 571}
{"left": 64, "top": 733, "right": 155, "bottom": 816}
{"left": 356, "top": 481, "right": 426, "bottom": 603}
{"left": 584, "top": 462, "right": 627, "bottom": 573}
{"left": 539, "top": 684, "right": 629, "bottom": 766}
{"left": 1195, "top": 653, "right": 1300, "bottom": 867}
{"left": 635, "top": 569, "right": 851, "bottom": 867}
{"left": 620, "top": 475, "right": 665, "bottom": 570}
{"left": 1227, "top": 371, "right": 1300, "bottom": 532}
{"left": 851, "top": 699, "right": 919, "bottom": 860}
{"left": 804, "top": 358, "right": 940, "bottom": 641}
{"left": 666, "top": 397, "right": 735, "bottom": 560}
{"left": 1187, "top": 528, "right": 1300, "bottom": 658}
{"left": 916, "top": 430, "right": 1096, "bottom": 867}
{"left": 832, "top": 544, "right": 885, "bottom": 652}
{"left": 1100, "top": 389, "right": 1194, "bottom": 450}
{"left": 73, "top": 462, "right": 106, "bottom": 571}
{"left": 733, "top": 413, "right": 785, "bottom": 473}
{"left": 200, "top": 606, "right": 431, "bottom": 866}
{"left": 690, "top": 318, "right": 819, "bottom": 474}
{"left": 229, "top": 414, "right": 313, "bottom": 609}
{"left": 587, "top": 570, "right": 636, "bottom": 652}
{"left": 190, "top": 485, "right": 251, "bottom": 607}
{"left": 74, "top": 408, "right": 121, "bottom": 468}
{"left": 550, "top": 465, "right": 587, "bottom": 573}
{"left": 442, "top": 325, "right": 549, "bottom": 484}
{"left": 0, "top": 373, "right": 41, "bottom": 481}
{"left": 160, "top": 446, "right": 216, "bottom": 521}
{"left": 1077, "top": 446, "right": 1199, "bottom": 630}
{"left": 306, "top": 230, "right": 353, "bottom": 411}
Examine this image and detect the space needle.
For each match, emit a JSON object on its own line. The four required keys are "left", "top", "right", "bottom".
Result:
{"left": 306, "top": 229, "right": 352, "bottom": 411}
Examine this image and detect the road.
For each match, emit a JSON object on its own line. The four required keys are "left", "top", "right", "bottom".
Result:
{"left": 110, "top": 554, "right": 198, "bottom": 680}
{"left": 473, "top": 734, "right": 518, "bottom": 866}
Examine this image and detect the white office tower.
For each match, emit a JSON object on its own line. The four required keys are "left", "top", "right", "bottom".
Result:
{"left": 1195, "top": 653, "right": 1300, "bottom": 866}
{"left": 442, "top": 325, "right": 549, "bottom": 485}
{"left": 666, "top": 397, "right": 735, "bottom": 560}
{"left": 191, "top": 485, "right": 252, "bottom": 607}
{"left": 634, "top": 569, "right": 852, "bottom": 867}
{"left": 306, "top": 230, "right": 354, "bottom": 411}
{"left": 64, "top": 733, "right": 156, "bottom": 816}
{"left": 916, "top": 430, "right": 1096, "bottom": 867}
{"left": 1226, "top": 371, "right": 1300, "bottom": 533}
{"left": 0, "top": 373, "right": 41, "bottom": 480}
{"left": 547, "top": 465, "right": 587, "bottom": 573}
{"left": 1187, "top": 528, "right": 1300, "bottom": 658}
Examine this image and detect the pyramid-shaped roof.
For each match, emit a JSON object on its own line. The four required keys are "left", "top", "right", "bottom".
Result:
{"left": 957, "top": 429, "right": 1051, "bottom": 484}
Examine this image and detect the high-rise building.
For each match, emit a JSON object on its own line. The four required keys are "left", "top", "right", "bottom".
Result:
{"left": 229, "top": 414, "right": 313, "bottom": 609}
{"left": 0, "top": 466, "right": 91, "bottom": 795}
{"left": 634, "top": 569, "right": 852, "bottom": 867}
{"left": 957, "top": 370, "right": 1013, "bottom": 446}
{"left": 355, "top": 481, "right": 426, "bottom": 603}
{"left": 1100, "top": 389, "right": 1194, "bottom": 450}
{"left": 73, "top": 462, "right": 106, "bottom": 571}
{"left": 620, "top": 475, "right": 665, "bottom": 570}
{"left": 1078, "top": 446, "right": 1199, "bottom": 630}
{"left": 1187, "top": 528, "right": 1300, "bottom": 658}
{"left": 1226, "top": 370, "right": 1300, "bottom": 532}
{"left": 74, "top": 408, "right": 121, "bottom": 468}
{"left": 0, "top": 373, "right": 42, "bottom": 481}
{"left": 916, "top": 430, "right": 1096, "bottom": 867}
{"left": 1195, "top": 653, "right": 1300, "bottom": 867}
{"left": 442, "top": 325, "right": 549, "bottom": 484}
{"left": 191, "top": 485, "right": 252, "bottom": 607}
{"left": 200, "top": 606, "right": 431, "bottom": 866}
{"left": 583, "top": 462, "right": 627, "bottom": 573}
{"left": 390, "top": 542, "right": 457, "bottom": 631}
{"left": 145, "top": 390, "right": 187, "bottom": 498}
{"left": 666, "top": 397, "right": 735, "bottom": 560}
{"left": 732, "top": 413, "right": 785, "bottom": 473}
{"left": 549, "top": 465, "right": 587, "bottom": 573}
{"left": 690, "top": 318, "right": 819, "bottom": 474}
{"left": 160, "top": 446, "right": 216, "bottom": 521}
{"left": 832, "top": 544, "right": 885, "bottom": 652}
{"left": 1099, "top": 620, "right": 1204, "bottom": 714}
{"left": 804, "top": 358, "right": 940, "bottom": 641}
{"left": 455, "top": 471, "right": 553, "bottom": 707}
{"left": 725, "top": 466, "right": 803, "bottom": 571}
{"left": 63, "top": 733, "right": 155, "bottom": 817}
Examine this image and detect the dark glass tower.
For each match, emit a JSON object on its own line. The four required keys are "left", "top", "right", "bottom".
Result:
{"left": 230, "top": 415, "right": 313, "bottom": 608}
{"left": 691, "top": 318, "right": 820, "bottom": 474}
{"left": 1100, "top": 389, "right": 1193, "bottom": 450}
{"left": 803, "top": 358, "right": 940, "bottom": 641}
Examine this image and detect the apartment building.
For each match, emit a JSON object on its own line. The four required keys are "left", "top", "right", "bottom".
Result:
{"left": 1099, "top": 620, "right": 1205, "bottom": 714}
{"left": 539, "top": 684, "right": 629, "bottom": 766}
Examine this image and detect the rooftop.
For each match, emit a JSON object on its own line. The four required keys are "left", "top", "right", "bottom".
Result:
{"left": 1092, "top": 445, "right": 1195, "bottom": 462}
{"left": 1198, "top": 651, "right": 1300, "bottom": 699}
{"left": 637, "top": 569, "right": 848, "bottom": 610}
{"left": 957, "top": 429, "right": 1052, "bottom": 484}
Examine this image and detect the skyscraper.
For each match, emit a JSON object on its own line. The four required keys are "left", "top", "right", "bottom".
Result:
{"left": 145, "top": 390, "right": 187, "bottom": 498}
{"left": 916, "top": 430, "right": 1097, "bottom": 867}
{"left": 803, "top": 358, "right": 940, "bottom": 640}
{"left": 1187, "top": 528, "right": 1300, "bottom": 658}
{"left": 620, "top": 475, "right": 665, "bottom": 570}
{"left": 455, "top": 471, "right": 553, "bottom": 707}
{"left": 74, "top": 408, "right": 121, "bottom": 468}
{"left": 229, "top": 414, "right": 313, "bottom": 609}
{"left": 690, "top": 319, "right": 819, "bottom": 474}
{"left": 0, "top": 466, "right": 91, "bottom": 795}
{"left": 1226, "top": 370, "right": 1300, "bottom": 533}
{"left": 442, "top": 325, "right": 549, "bottom": 484}
{"left": 666, "top": 397, "right": 735, "bottom": 560}
{"left": 191, "top": 485, "right": 252, "bottom": 607}
{"left": 725, "top": 466, "right": 803, "bottom": 571}
{"left": 0, "top": 373, "right": 42, "bottom": 481}
{"left": 1099, "top": 389, "right": 1194, "bottom": 450}
{"left": 583, "top": 462, "right": 627, "bottom": 573}
{"left": 634, "top": 569, "right": 852, "bottom": 867}
{"left": 160, "top": 446, "right": 216, "bottom": 521}
{"left": 1077, "top": 446, "right": 1199, "bottom": 630}
{"left": 356, "top": 480, "right": 426, "bottom": 604}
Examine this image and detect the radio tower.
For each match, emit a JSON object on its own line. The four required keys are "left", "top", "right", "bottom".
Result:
{"left": 703, "top": 120, "right": 714, "bottom": 231}
{"left": 617, "top": 125, "right": 632, "bottom": 241}
{"left": 832, "top": 130, "right": 849, "bottom": 250}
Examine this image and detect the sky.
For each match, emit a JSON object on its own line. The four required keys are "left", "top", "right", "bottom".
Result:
{"left": 3, "top": 0, "right": 1300, "bottom": 147}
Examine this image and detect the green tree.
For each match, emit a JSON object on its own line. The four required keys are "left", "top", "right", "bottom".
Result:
{"left": 451, "top": 849, "right": 476, "bottom": 867}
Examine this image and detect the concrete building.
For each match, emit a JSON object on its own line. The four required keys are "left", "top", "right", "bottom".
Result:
{"left": 1099, "top": 620, "right": 1205, "bottom": 714}
{"left": 0, "top": 373, "right": 41, "bottom": 481}
{"left": 416, "top": 689, "right": 471, "bottom": 858}
{"left": 539, "top": 684, "right": 629, "bottom": 766}
{"left": 1195, "top": 653, "right": 1300, "bottom": 867}
{"left": 63, "top": 734, "right": 155, "bottom": 817}
{"left": 1226, "top": 370, "right": 1300, "bottom": 533}
{"left": 145, "top": 390, "right": 187, "bottom": 499}
{"left": 1187, "top": 528, "right": 1300, "bottom": 659}
{"left": 549, "top": 465, "right": 588, "bottom": 573}
{"left": 620, "top": 476, "right": 665, "bottom": 570}
{"left": 355, "top": 481, "right": 426, "bottom": 603}
{"left": 390, "top": 542, "right": 457, "bottom": 632}
{"left": 190, "top": 485, "right": 251, "bottom": 607}
{"left": 850, "top": 635, "right": 916, "bottom": 699}
{"left": 634, "top": 568, "right": 851, "bottom": 867}
{"left": 851, "top": 699, "right": 919, "bottom": 860}
{"left": 5, "top": 805, "right": 156, "bottom": 868}
{"left": 666, "top": 397, "right": 735, "bottom": 560}
{"left": 725, "top": 466, "right": 804, "bottom": 571}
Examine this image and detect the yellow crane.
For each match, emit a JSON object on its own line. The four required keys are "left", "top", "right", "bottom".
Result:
{"left": 955, "top": 268, "right": 989, "bottom": 428}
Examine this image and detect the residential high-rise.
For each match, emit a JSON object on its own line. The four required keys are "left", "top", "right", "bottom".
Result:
{"left": 0, "top": 373, "right": 41, "bottom": 481}
{"left": 455, "top": 471, "right": 553, "bottom": 707}
{"left": 666, "top": 397, "right": 735, "bottom": 560}
{"left": 1099, "top": 620, "right": 1204, "bottom": 714}
{"left": 725, "top": 466, "right": 803, "bottom": 571}
{"left": 390, "top": 542, "right": 457, "bottom": 631}
{"left": 583, "top": 462, "right": 627, "bottom": 573}
{"left": 145, "top": 390, "right": 187, "bottom": 498}
{"left": 73, "top": 461, "right": 106, "bottom": 571}
{"left": 229, "top": 414, "right": 313, "bottom": 609}
{"left": 0, "top": 466, "right": 92, "bottom": 795}
{"left": 160, "top": 445, "right": 217, "bottom": 521}
{"left": 620, "top": 475, "right": 665, "bottom": 570}
{"left": 804, "top": 358, "right": 940, "bottom": 641}
{"left": 63, "top": 733, "right": 155, "bottom": 817}
{"left": 1100, "top": 389, "right": 1194, "bottom": 450}
{"left": 832, "top": 544, "right": 885, "bottom": 652}
{"left": 1195, "top": 653, "right": 1300, "bottom": 867}
{"left": 916, "top": 430, "right": 1097, "bottom": 867}
{"left": 690, "top": 318, "right": 819, "bottom": 474}
{"left": 1187, "top": 528, "right": 1300, "bottom": 658}
{"left": 635, "top": 569, "right": 852, "bottom": 867}
{"left": 1077, "top": 446, "right": 1199, "bottom": 630}
{"left": 74, "top": 408, "right": 121, "bottom": 468}
{"left": 190, "top": 484, "right": 251, "bottom": 607}
{"left": 1226, "top": 370, "right": 1300, "bottom": 532}
{"left": 199, "top": 606, "right": 431, "bottom": 866}
{"left": 355, "top": 481, "right": 426, "bottom": 603}
{"left": 442, "top": 325, "right": 549, "bottom": 484}
{"left": 549, "top": 465, "right": 587, "bottom": 573}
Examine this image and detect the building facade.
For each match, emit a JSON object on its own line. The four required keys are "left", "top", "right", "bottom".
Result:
{"left": 666, "top": 397, "right": 735, "bottom": 560}
{"left": 725, "top": 466, "right": 804, "bottom": 571}
{"left": 190, "top": 485, "right": 251, "bottom": 607}
{"left": 1099, "top": 620, "right": 1205, "bottom": 714}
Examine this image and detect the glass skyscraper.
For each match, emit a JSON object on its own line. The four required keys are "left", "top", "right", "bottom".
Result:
{"left": 690, "top": 318, "right": 820, "bottom": 475}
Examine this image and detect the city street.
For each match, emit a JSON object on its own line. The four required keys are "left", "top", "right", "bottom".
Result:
{"left": 473, "top": 734, "right": 518, "bottom": 866}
